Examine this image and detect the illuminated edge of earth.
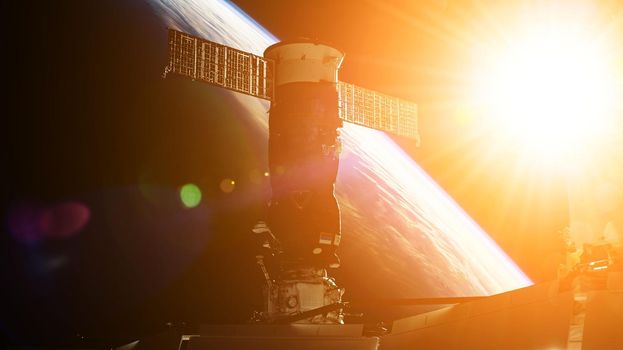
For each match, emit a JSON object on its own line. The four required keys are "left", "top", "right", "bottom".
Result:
{"left": 342, "top": 123, "right": 533, "bottom": 289}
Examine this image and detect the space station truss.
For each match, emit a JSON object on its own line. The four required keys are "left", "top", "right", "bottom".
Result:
{"left": 165, "top": 29, "right": 419, "bottom": 141}
{"left": 166, "top": 29, "right": 274, "bottom": 100}
{"left": 338, "top": 82, "right": 419, "bottom": 142}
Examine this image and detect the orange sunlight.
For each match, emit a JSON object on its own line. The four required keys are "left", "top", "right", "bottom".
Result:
{"left": 469, "top": 2, "right": 621, "bottom": 166}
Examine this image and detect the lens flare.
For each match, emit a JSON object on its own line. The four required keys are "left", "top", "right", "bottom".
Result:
{"left": 179, "top": 183, "right": 202, "bottom": 208}
{"left": 219, "top": 178, "right": 236, "bottom": 193}
{"left": 8, "top": 201, "right": 90, "bottom": 243}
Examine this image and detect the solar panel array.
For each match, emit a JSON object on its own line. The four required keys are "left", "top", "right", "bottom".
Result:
{"left": 166, "top": 29, "right": 274, "bottom": 100}
{"left": 166, "top": 29, "right": 419, "bottom": 141}
{"left": 338, "top": 82, "right": 420, "bottom": 142}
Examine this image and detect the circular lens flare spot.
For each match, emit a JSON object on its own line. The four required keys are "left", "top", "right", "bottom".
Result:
{"left": 180, "top": 183, "right": 202, "bottom": 208}
{"left": 219, "top": 178, "right": 236, "bottom": 193}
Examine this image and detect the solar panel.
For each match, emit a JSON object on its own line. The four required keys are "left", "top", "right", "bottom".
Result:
{"left": 338, "top": 82, "right": 420, "bottom": 142}
{"left": 166, "top": 29, "right": 274, "bottom": 100}
{"left": 165, "top": 29, "right": 419, "bottom": 141}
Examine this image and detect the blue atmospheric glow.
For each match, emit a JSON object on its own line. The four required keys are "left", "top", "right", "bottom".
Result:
{"left": 224, "top": 1, "right": 279, "bottom": 42}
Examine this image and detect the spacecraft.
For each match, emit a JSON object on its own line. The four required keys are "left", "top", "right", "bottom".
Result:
{"left": 162, "top": 28, "right": 421, "bottom": 325}
{"left": 112, "top": 29, "right": 623, "bottom": 350}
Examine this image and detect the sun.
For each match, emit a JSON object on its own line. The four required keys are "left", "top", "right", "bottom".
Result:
{"left": 471, "top": 16, "right": 620, "bottom": 164}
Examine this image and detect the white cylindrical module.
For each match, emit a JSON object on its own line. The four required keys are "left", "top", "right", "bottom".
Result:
{"left": 264, "top": 41, "right": 344, "bottom": 86}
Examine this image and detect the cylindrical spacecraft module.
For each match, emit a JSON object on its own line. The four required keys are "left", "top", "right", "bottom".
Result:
{"left": 263, "top": 41, "right": 344, "bottom": 269}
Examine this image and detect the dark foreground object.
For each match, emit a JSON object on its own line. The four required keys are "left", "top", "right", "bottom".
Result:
{"left": 91, "top": 271, "right": 623, "bottom": 350}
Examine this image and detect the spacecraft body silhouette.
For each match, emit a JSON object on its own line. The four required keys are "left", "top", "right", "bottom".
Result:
{"left": 263, "top": 40, "right": 344, "bottom": 270}
{"left": 164, "top": 29, "right": 419, "bottom": 323}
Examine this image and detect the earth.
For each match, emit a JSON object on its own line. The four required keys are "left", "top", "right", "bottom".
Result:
{"left": 2, "top": 0, "right": 530, "bottom": 346}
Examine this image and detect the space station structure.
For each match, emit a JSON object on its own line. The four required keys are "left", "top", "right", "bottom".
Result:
{"left": 163, "top": 28, "right": 419, "bottom": 323}
{"left": 560, "top": 169, "right": 623, "bottom": 277}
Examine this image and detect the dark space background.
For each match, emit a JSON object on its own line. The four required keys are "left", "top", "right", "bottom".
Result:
{"left": 0, "top": 0, "right": 578, "bottom": 347}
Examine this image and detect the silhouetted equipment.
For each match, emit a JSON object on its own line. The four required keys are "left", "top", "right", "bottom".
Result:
{"left": 179, "top": 324, "right": 379, "bottom": 350}
{"left": 117, "top": 273, "right": 623, "bottom": 349}
{"left": 382, "top": 272, "right": 623, "bottom": 350}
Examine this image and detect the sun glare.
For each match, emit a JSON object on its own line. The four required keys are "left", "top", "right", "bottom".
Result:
{"left": 472, "top": 16, "right": 620, "bottom": 163}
